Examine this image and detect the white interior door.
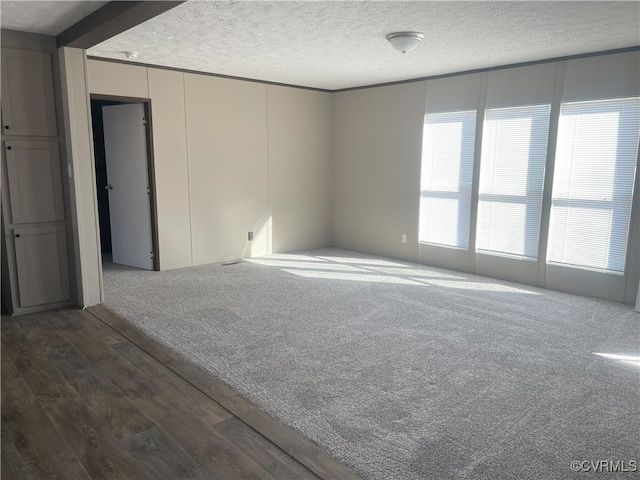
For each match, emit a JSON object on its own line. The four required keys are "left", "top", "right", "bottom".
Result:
{"left": 102, "top": 103, "right": 153, "bottom": 270}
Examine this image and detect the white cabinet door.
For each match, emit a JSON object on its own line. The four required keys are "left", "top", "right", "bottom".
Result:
{"left": 13, "top": 225, "right": 70, "bottom": 308}
{"left": 1, "top": 48, "right": 57, "bottom": 137}
{"left": 4, "top": 141, "right": 65, "bottom": 224}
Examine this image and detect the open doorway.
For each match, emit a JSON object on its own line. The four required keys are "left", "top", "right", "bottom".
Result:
{"left": 90, "top": 96, "right": 159, "bottom": 271}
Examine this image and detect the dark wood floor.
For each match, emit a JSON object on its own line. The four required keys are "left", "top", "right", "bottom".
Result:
{"left": 1, "top": 306, "right": 360, "bottom": 480}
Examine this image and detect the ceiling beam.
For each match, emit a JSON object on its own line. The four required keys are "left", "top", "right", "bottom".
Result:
{"left": 56, "top": 1, "right": 186, "bottom": 49}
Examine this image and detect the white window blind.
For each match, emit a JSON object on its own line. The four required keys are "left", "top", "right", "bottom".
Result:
{"left": 477, "top": 104, "right": 551, "bottom": 258}
{"left": 547, "top": 97, "right": 640, "bottom": 273}
{"left": 419, "top": 110, "right": 476, "bottom": 248}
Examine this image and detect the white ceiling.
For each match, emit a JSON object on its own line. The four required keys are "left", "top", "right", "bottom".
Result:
{"left": 0, "top": 1, "right": 108, "bottom": 36}
{"left": 2, "top": 1, "right": 639, "bottom": 90}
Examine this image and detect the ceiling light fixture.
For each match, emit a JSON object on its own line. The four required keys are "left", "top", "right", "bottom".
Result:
{"left": 124, "top": 51, "right": 139, "bottom": 59}
{"left": 385, "top": 32, "right": 424, "bottom": 54}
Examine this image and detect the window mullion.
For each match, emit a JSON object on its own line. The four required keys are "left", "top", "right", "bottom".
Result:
{"left": 536, "top": 62, "right": 565, "bottom": 285}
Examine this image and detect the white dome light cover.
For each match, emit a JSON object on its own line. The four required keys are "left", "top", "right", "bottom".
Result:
{"left": 385, "top": 31, "right": 425, "bottom": 53}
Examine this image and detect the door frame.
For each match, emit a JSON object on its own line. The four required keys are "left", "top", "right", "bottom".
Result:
{"left": 90, "top": 94, "right": 160, "bottom": 271}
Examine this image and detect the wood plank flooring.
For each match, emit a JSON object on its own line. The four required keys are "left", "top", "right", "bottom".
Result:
{"left": 1, "top": 306, "right": 361, "bottom": 480}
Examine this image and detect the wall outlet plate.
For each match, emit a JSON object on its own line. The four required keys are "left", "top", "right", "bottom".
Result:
{"left": 402, "top": 234, "right": 407, "bottom": 243}
{"left": 248, "top": 231, "right": 254, "bottom": 241}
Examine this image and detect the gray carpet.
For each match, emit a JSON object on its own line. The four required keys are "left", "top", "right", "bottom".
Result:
{"left": 102, "top": 247, "right": 640, "bottom": 480}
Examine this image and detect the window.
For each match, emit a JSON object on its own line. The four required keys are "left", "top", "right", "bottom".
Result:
{"left": 419, "top": 110, "right": 476, "bottom": 248}
{"left": 476, "top": 104, "right": 551, "bottom": 258}
{"left": 547, "top": 97, "right": 640, "bottom": 273}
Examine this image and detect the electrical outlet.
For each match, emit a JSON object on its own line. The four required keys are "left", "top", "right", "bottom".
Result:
{"left": 402, "top": 234, "right": 407, "bottom": 243}
{"left": 248, "top": 231, "right": 254, "bottom": 241}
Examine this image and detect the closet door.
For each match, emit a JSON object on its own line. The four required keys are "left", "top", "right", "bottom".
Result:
{"left": 5, "top": 141, "right": 65, "bottom": 224}
{"left": 13, "top": 225, "right": 70, "bottom": 307}
{"left": 1, "top": 48, "right": 57, "bottom": 137}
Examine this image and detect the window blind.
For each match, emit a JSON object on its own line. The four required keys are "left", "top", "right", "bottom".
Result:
{"left": 547, "top": 97, "right": 640, "bottom": 273}
{"left": 476, "top": 104, "right": 551, "bottom": 258}
{"left": 419, "top": 110, "right": 476, "bottom": 248}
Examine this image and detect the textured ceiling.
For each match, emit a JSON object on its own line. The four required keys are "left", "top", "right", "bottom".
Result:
{"left": 88, "top": 1, "right": 640, "bottom": 90}
{"left": 0, "top": 0, "right": 108, "bottom": 35}
{"left": 2, "top": 1, "right": 639, "bottom": 90}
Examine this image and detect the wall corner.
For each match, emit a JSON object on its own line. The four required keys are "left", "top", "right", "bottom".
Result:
{"left": 58, "top": 46, "right": 104, "bottom": 307}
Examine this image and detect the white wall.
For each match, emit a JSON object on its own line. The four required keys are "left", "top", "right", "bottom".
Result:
{"left": 87, "top": 59, "right": 333, "bottom": 269}
{"left": 184, "top": 73, "right": 269, "bottom": 265}
{"left": 332, "top": 82, "right": 426, "bottom": 262}
{"left": 268, "top": 86, "right": 333, "bottom": 253}
{"left": 331, "top": 91, "right": 357, "bottom": 250}
{"left": 59, "top": 47, "right": 102, "bottom": 307}
{"left": 147, "top": 68, "right": 192, "bottom": 270}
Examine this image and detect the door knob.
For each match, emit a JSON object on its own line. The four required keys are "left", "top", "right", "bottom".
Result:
{"left": 105, "top": 184, "right": 113, "bottom": 190}
{"left": 15, "top": 234, "right": 20, "bottom": 238}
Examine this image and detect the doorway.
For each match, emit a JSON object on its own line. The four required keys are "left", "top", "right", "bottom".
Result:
{"left": 90, "top": 96, "right": 159, "bottom": 271}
